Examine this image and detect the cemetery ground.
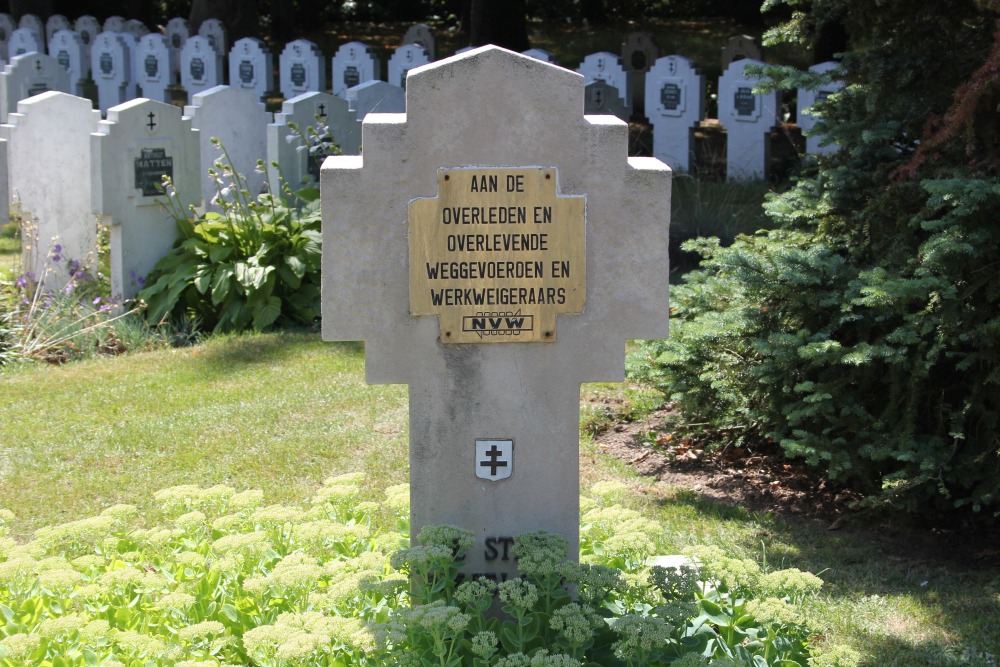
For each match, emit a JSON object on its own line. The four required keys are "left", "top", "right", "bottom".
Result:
{"left": 0, "top": 330, "right": 998, "bottom": 665}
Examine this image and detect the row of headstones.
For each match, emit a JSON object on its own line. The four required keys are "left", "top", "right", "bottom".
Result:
{"left": 1, "top": 86, "right": 360, "bottom": 300}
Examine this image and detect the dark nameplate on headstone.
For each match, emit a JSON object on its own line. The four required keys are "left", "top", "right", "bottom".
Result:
{"left": 171, "top": 33, "right": 181, "bottom": 48}
{"left": 28, "top": 84, "right": 49, "bottom": 97}
{"left": 57, "top": 50, "right": 70, "bottom": 70}
{"left": 734, "top": 86, "right": 755, "bottom": 116}
{"left": 291, "top": 63, "right": 306, "bottom": 87}
{"left": 239, "top": 59, "right": 254, "bottom": 84}
{"left": 100, "top": 52, "right": 113, "bottom": 75}
{"left": 190, "top": 57, "right": 204, "bottom": 81}
{"left": 816, "top": 90, "right": 832, "bottom": 105}
{"left": 134, "top": 148, "right": 173, "bottom": 197}
{"left": 344, "top": 65, "right": 359, "bottom": 88}
{"left": 145, "top": 54, "right": 158, "bottom": 78}
{"left": 660, "top": 83, "right": 681, "bottom": 111}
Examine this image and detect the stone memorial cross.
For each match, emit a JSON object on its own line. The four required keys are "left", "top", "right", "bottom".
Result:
{"left": 322, "top": 46, "right": 670, "bottom": 581}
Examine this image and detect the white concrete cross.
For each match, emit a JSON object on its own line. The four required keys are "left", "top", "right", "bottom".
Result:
{"left": 322, "top": 46, "right": 670, "bottom": 581}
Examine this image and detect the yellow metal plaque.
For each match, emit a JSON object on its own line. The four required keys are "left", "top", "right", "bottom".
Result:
{"left": 409, "top": 168, "right": 586, "bottom": 343}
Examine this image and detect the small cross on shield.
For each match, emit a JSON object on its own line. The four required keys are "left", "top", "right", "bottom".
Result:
{"left": 476, "top": 439, "right": 513, "bottom": 482}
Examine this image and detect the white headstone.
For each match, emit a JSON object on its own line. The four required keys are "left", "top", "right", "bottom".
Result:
{"left": 0, "top": 52, "right": 70, "bottom": 123}
{"left": 584, "top": 79, "right": 628, "bottom": 120}
{"left": 91, "top": 32, "right": 131, "bottom": 113}
{"left": 0, "top": 14, "right": 15, "bottom": 57}
{"left": 48, "top": 30, "right": 87, "bottom": 97}
{"left": 718, "top": 58, "right": 779, "bottom": 180}
{"left": 135, "top": 33, "right": 172, "bottom": 102}
{"left": 74, "top": 15, "right": 100, "bottom": 47}
{"left": 102, "top": 16, "right": 126, "bottom": 35}
{"left": 521, "top": 48, "right": 554, "bottom": 63}
{"left": 387, "top": 43, "right": 428, "bottom": 89}
{"left": 321, "top": 46, "right": 670, "bottom": 581}
{"left": 721, "top": 34, "right": 762, "bottom": 71}
{"left": 124, "top": 19, "right": 150, "bottom": 40}
{"left": 165, "top": 17, "right": 189, "bottom": 81}
{"left": 1, "top": 91, "right": 101, "bottom": 290}
{"left": 184, "top": 85, "right": 271, "bottom": 210}
{"left": 402, "top": 23, "right": 434, "bottom": 59}
{"left": 180, "top": 35, "right": 223, "bottom": 99}
{"left": 9, "top": 27, "right": 43, "bottom": 59}
{"left": 331, "top": 40, "right": 378, "bottom": 97}
{"left": 346, "top": 79, "right": 405, "bottom": 118}
{"left": 198, "top": 18, "right": 227, "bottom": 58}
{"left": 622, "top": 31, "right": 658, "bottom": 116}
{"left": 229, "top": 37, "right": 273, "bottom": 101}
{"left": 18, "top": 15, "right": 44, "bottom": 48}
{"left": 116, "top": 31, "right": 140, "bottom": 98}
{"left": 267, "top": 91, "right": 359, "bottom": 196}
{"left": 44, "top": 14, "right": 71, "bottom": 43}
{"left": 279, "top": 39, "right": 325, "bottom": 99}
{"left": 577, "top": 51, "right": 629, "bottom": 113}
{"left": 92, "top": 99, "right": 200, "bottom": 300}
{"left": 798, "top": 61, "right": 842, "bottom": 155}
{"left": 646, "top": 54, "right": 705, "bottom": 172}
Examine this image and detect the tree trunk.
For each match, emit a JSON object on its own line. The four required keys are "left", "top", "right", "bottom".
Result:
{"left": 469, "top": 0, "right": 529, "bottom": 52}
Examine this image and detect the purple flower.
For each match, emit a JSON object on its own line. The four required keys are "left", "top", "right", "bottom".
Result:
{"left": 68, "top": 259, "right": 80, "bottom": 275}
{"left": 137, "top": 276, "right": 146, "bottom": 286}
{"left": 15, "top": 274, "right": 28, "bottom": 289}
{"left": 52, "top": 255, "right": 61, "bottom": 263}
{"left": 53, "top": 244, "right": 62, "bottom": 253}
{"left": 93, "top": 297, "right": 102, "bottom": 306}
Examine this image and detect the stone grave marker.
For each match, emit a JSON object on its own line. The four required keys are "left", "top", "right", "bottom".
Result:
{"left": 92, "top": 32, "right": 131, "bottom": 113}
{"left": 1, "top": 91, "right": 101, "bottom": 290}
{"left": 521, "top": 48, "right": 554, "bottom": 63}
{"left": 321, "top": 46, "right": 670, "bottom": 581}
{"left": 0, "top": 52, "right": 69, "bottom": 123}
{"left": 49, "top": 29, "right": 88, "bottom": 97}
{"left": 198, "top": 18, "right": 227, "bottom": 59}
{"left": 718, "top": 58, "right": 779, "bottom": 180}
{"left": 577, "top": 51, "right": 629, "bottom": 114}
{"left": 18, "top": 15, "right": 44, "bottom": 47}
{"left": 135, "top": 33, "right": 172, "bottom": 102}
{"left": 9, "top": 28, "right": 43, "bottom": 59}
{"left": 116, "top": 31, "right": 141, "bottom": 98}
{"left": 798, "top": 61, "right": 842, "bottom": 155}
{"left": 267, "top": 91, "right": 360, "bottom": 195}
{"left": 74, "top": 15, "right": 100, "bottom": 47}
{"left": 279, "top": 39, "right": 326, "bottom": 99}
{"left": 720, "top": 34, "right": 761, "bottom": 71}
{"left": 45, "top": 15, "right": 71, "bottom": 43}
{"left": 331, "top": 41, "right": 378, "bottom": 97}
{"left": 622, "top": 31, "right": 659, "bottom": 116}
{"left": 646, "top": 54, "right": 705, "bottom": 172}
{"left": 402, "top": 23, "right": 435, "bottom": 59}
{"left": 180, "top": 35, "right": 222, "bottom": 99}
{"left": 103, "top": 16, "right": 126, "bottom": 34}
{"left": 229, "top": 37, "right": 273, "bottom": 101}
{"left": 584, "top": 79, "right": 628, "bottom": 120}
{"left": 184, "top": 85, "right": 270, "bottom": 209}
{"left": 387, "top": 43, "right": 429, "bottom": 89}
{"left": 345, "top": 79, "right": 405, "bottom": 118}
{"left": 124, "top": 19, "right": 150, "bottom": 40}
{"left": 92, "top": 98, "right": 200, "bottom": 300}
{"left": 0, "top": 14, "right": 15, "bottom": 57}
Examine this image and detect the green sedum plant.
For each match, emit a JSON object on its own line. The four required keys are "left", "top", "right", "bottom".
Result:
{"left": 139, "top": 140, "right": 322, "bottom": 334}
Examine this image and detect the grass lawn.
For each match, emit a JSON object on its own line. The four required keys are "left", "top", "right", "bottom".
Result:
{"left": 1, "top": 332, "right": 997, "bottom": 666}
{"left": 0, "top": 221, "right": 19, "bottom": 277}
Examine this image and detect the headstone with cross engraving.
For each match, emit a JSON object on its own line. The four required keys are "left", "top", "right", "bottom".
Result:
{"left": 718, "top": 58, "right": 779, "bottom": 181}
{"left": 103, "top": 16, "right": 126, "bottom": 35}
{"left": 584, "top": 79, "right": 628, "bottom": 120}
{"left": 74, "top": 16, "right": 100, "bottom": 48}
{"left": 622, "top": 32, "right": 658, "bottom": 117}
{"left": 345, "top": 79, "right": 405, "bottom": 118}
{"left": 0, "top": 52, "right": 69, "bottom": 123}
{"left": 266, "top": 91, "right": 360, "bottom": 196}
{"left": 402, "top": 23, "right": 435, "bottom": 59}
{"left": 0, "top": 14, "right": 14, "bottom": 59}
{"left": 184, "top": 84, "right": 271, "bottom": 210}
{"left": 279, "top": 39, "right": 326, "bottom": 99}
{"left": 646, "top": 54, "right": 705, "bottom": 172}
{"left": 180, "top": 35, "right": 222, "bottom": 100}
{"left": 720, "top": 34, "right": 762, "bottom": 72}
{"left": 135, "top": 33, "right": 172, "bottom": 102}
{"left": 798, "top": 61, "right": 842, "bottom": 155}
{"left": 198, "top": 18, "right": 227, "bottom": 60}
{"left": 92, "top": 98, "right": 200, "bottom": 300}
{"left": 48, "top": 30, "right": 87, "bottom": 97}
{"left": 577, "top": 51, "right": 629, "bottom": 115}
{"left": 1, "top": 91, "right": 101, "bottom": 290}
{"left": 322, "top": 46, "right": 670, "bottom": 582}
{"left": 165, "top": 17, "right": 189, "bottom": 81}
{"left": 91, "top": 32, "right": 131, "bottom": 113}
{"left": 9, "top": 28, "right": 43, "bottom": 59}
{"left": 44, "top": 15, "right": 71, "bottom": 43}
{"left": 331, "top": 41, "right": 378, "bottom": 97}
{"left": 521, "top": 48, "right": 554, "bottom": 64}
{"left": 18, "top": 15, "right": 44, "bottom": 48}
{"left": 228, "top": 37, "right": 273, "bottom": 101}
{"left": 387, "top": 43, "right": 428, "bottom": 90}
